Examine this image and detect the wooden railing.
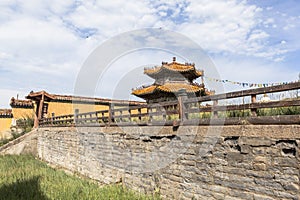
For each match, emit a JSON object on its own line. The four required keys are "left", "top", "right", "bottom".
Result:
{"left": 39, "top": 82, "right": 300, "bottom": 127}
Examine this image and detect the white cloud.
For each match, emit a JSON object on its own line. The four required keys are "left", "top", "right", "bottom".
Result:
{"left": 0, "top": 89, "right": 28, "bottom": 108}
{"left": 66, "top": 0, "right": 158, "bottom": 37}
{"left": 0, "top": 0, "right": 299, "bottom": 107}
{"left": 0, "top": 0, "right": 293, "bottom": 77}
{"left": 174, "top": 0, "right": 285, "bottom": 59}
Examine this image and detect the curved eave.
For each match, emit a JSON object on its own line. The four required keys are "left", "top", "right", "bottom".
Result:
{"left": 145, "top": 68, "right": 203, "bottom": 80}
{"left": 145, "top": 62, "right": 202, "bottom": 73}
{"left": 131, "top": 85, "right": 157, "bottom": 97}
{"left": 157, "top": 83, "right": 203, "bottom": 93}
{"left": 132, "top": 83, "right": 205, "bottom": 97}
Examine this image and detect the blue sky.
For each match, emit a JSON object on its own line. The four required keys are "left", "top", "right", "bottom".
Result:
{"left": 0, "top": 0, "right": 299, "bottom": 107}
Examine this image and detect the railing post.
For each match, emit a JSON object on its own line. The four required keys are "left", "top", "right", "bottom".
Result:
{"left": 128, "top": 109, "right": 131, "bottom": 122}
{"left": 162, "top": 106, "right": 167, "bottom": 121}
{"left": 138, "top": 108, "right": 142, "bottom": 121}
{"left": 213, "top": 100, "right": 218, "bottom": 118}
{"left": 74, "top": 109, "right": 79, "bottom": 126}
{"left": 178, "top": 89, "right": 188, "bottom": 122}
{"left": 149, "top": 107, "right": 153, "bottom": 122}
{"left": 120, "top": 110, "right": 123, "bottom": 122}
{"left": 108, "top": 103, "right": 114, "bottom": 126}
{"left": 101, "top": 112, "right": 105, "bottom": 123}
{"left": 251, "top": 94, "right": 257, "bottom": 116}
{"left": 51, "top": 113, "right": 55, "bottom": 126}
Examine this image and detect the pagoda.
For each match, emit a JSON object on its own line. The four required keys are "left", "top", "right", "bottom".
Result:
{"left": 132, "top": 57, "right": 211, "bottom": 103}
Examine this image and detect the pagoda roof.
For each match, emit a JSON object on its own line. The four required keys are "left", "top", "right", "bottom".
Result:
{"left": 132, "top": 83, "right": 204, "bottom": 97}
{"left": 144, "top": 58, "right": 203, "bottom": 79}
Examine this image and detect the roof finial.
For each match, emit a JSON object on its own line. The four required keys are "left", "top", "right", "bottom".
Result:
{"left": 173, "top": 57, "right": 176, "bottom": 62}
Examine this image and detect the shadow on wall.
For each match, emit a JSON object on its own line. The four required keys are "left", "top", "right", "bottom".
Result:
{"left": 0, "top": 176, "right": 49, "bottom": 200}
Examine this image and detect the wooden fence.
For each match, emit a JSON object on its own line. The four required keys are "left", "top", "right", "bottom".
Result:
{"left": 39, "top": 81, "right": 300, "bottom": 127}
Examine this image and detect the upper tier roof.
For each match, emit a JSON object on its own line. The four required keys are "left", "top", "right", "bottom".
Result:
{"left": 144, "top": 57, "right": 203, "bottom": 80}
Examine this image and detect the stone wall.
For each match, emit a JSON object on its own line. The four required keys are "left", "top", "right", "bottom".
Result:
{"left": 0, "top": 130, "right": 38, "bottom": 155}
{"left": 37, "top": 125, "right": 300, "bottom": 200}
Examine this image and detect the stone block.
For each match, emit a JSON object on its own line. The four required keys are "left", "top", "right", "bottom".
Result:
{"left": 240, "top": 144, "right": 252, "bottom": 154}
{"left": 253, "top": 163, "right": 267, "bottom": 170}
{"left": 224, "top": 195, "right": 243, "bottom": 200}
{"left": 227, "top": 190, "right": 254, "bottom": 200}
{"left": 274, "top": 157, "right": 299, "bottom": 168}
{"left": 239, "top": 137, "right": 274, "bottom": 147}
{"left": 282, "top": 182, "right": 299, "bottom": 192}
{"left": 253, "top": 194, "right": 275, "bottom": 200}
{"left": 226, "top": 152, "right": 244, "bottom": 164}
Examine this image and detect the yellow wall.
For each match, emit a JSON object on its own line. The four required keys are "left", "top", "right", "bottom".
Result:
{"left": 12, "top": 107, "right": 35, "bottom": 119}
{"left": 34, "top": 101, "right": 147, "bottom": 118}
{"left": 0, "top": 118, "right": 12, "bottom": 135}
{"left": 46, "top": 102, "right": 109, "bottom": 117}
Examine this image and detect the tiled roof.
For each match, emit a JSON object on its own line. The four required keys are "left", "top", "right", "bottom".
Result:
{"left": 131, "top": 86, "right": 157, "bottom": 96}
{"left": 144, "top": 61, "right": 203, "bottom": 77}
{"left": 10, "top": 98, "right": 33, "bottom": 108}
{"left": 158, "top": 83, "right": 203, "bottom": 93}
{"left": 132, "top": 83, "right": 204, "bottom": 96}
{"left": 26, "top": 91, "right": 55, "bottom": 100}
{"left": 26, "top": 91, "right": 145, "bottom": 105}
{"left": 0, "top": 109, "right": 12, "bottom": 117}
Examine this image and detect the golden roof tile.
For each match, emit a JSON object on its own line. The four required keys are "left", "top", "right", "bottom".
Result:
{"left": 158, "top": 83, "right": 203, "bottom": 93}
{"left": 144, "top": 62, "right": 196, "bottom": 74}
{"left": 131, "top": 85, "right": 157, "bottom": 96}
{"left": 132, "top": 83, "right": 204, "bottom": 96}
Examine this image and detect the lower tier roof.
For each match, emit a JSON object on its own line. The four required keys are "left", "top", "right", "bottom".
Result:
{"left": 132, "top": 83, "right": 204, "bottom": 97}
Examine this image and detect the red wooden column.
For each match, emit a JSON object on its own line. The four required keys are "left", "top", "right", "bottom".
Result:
{"left": 34, "top": 92, "right": 45, "bottom": 128}
{"left": 38, "top": 92, "right": 45, "bottom": 121}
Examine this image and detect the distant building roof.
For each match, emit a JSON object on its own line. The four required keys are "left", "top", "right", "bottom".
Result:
{"left": 260, "top": 94, "right": 271, "bottom": 102}
{"left": 0, "top": 109, "right": 12, "bottom": 118}
{"left": 10, "top": 98, "right": 34, "bottom": 108}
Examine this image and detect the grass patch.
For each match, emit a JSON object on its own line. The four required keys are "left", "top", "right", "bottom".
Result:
{"left": 0, "top": 155, "right": 159, "bottom": 200}
{"left": 0, "top": 138, "right": 10, "bottom": 147}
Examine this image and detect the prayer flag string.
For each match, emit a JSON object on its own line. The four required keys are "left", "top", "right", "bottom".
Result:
{"left": 204, "top": 76, "right": 298, "bottom": 88}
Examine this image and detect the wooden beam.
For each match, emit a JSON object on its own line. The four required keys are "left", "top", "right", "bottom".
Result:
{"left": 185, "top": 82, "right": 300, "bottom": 103}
